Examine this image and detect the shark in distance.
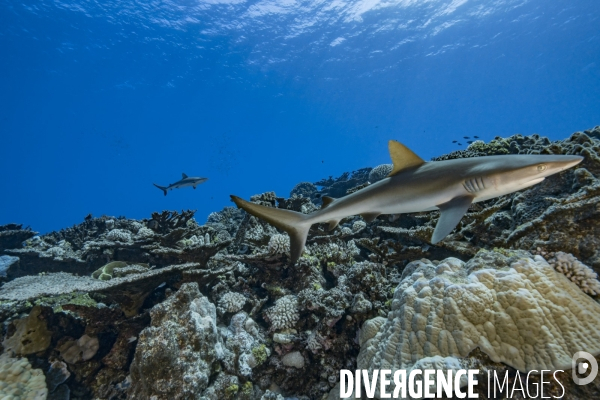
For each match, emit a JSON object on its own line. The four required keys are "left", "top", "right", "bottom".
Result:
{"left": 154, "top": 173, "right": 208, "bottom": 196}
{"left": 231, "top": 141, "right": 583, "bottom": 264}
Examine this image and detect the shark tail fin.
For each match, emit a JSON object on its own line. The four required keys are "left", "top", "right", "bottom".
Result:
{"left": 231, "top": 195, "right": 311, "bottom": 265}
{"left": 153, "top": 183, "right": 168, "bottom": 196}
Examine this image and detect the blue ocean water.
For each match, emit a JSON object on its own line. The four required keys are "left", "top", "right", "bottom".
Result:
{"left": 1, "top": 0, "right": 599, "bottom": 234}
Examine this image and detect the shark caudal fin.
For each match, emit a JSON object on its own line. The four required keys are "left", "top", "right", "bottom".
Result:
{"left": 231, "top": 195, "right": 311, "bottom": 265}
{"left": 153, "top": 183, "right": 168, "bottom": 196}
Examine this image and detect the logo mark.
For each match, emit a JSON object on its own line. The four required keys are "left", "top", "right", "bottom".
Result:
{"left": 572, "top": 351, "right": 598, "bottom": 385}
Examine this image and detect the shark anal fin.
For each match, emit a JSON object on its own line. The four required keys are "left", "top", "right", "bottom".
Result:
{"left": 327, "top": 219, "right": 341, "bottom": 231}
{"left": 432, "top": 195, "right": 474, "bottom": 244}
{"left": 361, "top": 212, "right": 381, "bottom": 223}
{"left": 321, "top": 196, "right": 335, "bottom": 209}
{"left": 182, "top": 173, "right": 188, "bottom": 179}
{"left": 388, "top": 140, "right": 426, "bottom": 176}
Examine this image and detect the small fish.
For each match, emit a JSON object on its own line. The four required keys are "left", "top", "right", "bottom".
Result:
{"left": 467, "top": 141, "right": 473, "bottom": 144}
{"left": 463, "top": 136, "right": 470, "bottom": 139}
{"left": 452, "top": 140, "right": 458, "bottom": 143}
{"left": 458, "top": 143, "right": 463, "bottom": 146}
{"left": 474, "top": 135, "right": 480, "bottom": 139}
{"left": 153, "top": 173, "right": 208, "bottom": 196}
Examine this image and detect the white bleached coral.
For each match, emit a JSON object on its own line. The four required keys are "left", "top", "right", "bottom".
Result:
{"left": 358, "top": 253, "right": 600, "bottom": 376}
{"left": 264, "top": 295, "right": 299, "bottom": 331}
{"left": 106, "top": 229, "right": 132, "bottom": 242}
{"left": 547, "top": 251, "right": 600, "bottom": 296}
{"left": 352, "top": 220, "right": 366, "bottom": 233}
{"left": 0, "top": 353, "right": 48, "bottom": 400}
{"left": 136, "top": 227, "right": 154, "bottom": 238}
{"left": 267, "top": 234, "right": 290, "bottom": 255}
{"left": 281, "top": 351, "right": 305, "bottom": 369}
{"left": 218, "top": 292, "right": 247, "bottom": 314}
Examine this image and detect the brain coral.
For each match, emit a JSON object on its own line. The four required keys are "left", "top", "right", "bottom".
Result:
{"left": 358, "top": 252, "right": 600, "bottom": 374}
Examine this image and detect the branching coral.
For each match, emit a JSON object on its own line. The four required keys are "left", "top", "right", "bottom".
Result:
{"left": 548, "top": 251, "right": 600, "bottom": 296}
{"left": 218, "top": 292, "right": 247, "bottom": 314}
{"left": 267, "top": 234, "right": 290, "bottom": 256}
{"left": 264, "top": 295, "right": 299, "bottom": 331}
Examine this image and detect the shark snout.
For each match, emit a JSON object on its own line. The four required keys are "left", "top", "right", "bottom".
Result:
{"left": 559, "top": 155, "right": 584, "bottom": 171}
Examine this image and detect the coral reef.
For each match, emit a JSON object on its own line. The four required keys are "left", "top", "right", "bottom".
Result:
{"left": 312, "top": 168, "right": 371, "bottom": 203}
{"left": 0, "top": 223, "right": 36, "bottom": 254}
{"left": 128, "top": 282, "right": 222, "bottom": 399}
{"left": 0, "top": 255, "right": 18, "bottom": 278}
{"left": 0, "top": 126, "right": 599, "bottom": 399}
{"left": 5, "top": 210, "right": 229, "bottom": 279}
{"left": 358, "top": 250, "right": 600, "bottom": 395}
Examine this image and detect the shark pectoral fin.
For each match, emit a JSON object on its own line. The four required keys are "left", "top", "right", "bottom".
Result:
{"left": 321, "top": 196, "right": 335, "bottom": 209}
{"left": 327, "top": 219, "right": 341, "bottom": 231}
{"left": 388, "top": 140, "right": 426, "bottom": 176}
{"left": 193, "top": 186, "right": 196, "bottom": 189}
{"left": 432, "top": 195, "right": 474, "bottom": 244}
{"left": 182, "top": 173, "right": 188, "bottom": 179}
{"left": 361, "top": 212, "right": 381, "bottom": 223}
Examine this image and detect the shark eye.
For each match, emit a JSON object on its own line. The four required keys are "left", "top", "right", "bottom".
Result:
{"left": 537, "top": 164, "right": 547, "bottom": 171}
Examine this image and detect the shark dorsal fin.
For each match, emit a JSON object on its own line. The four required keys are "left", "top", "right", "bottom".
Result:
{"left": 182, "top": 173, "right": 188, "bottom": 179}
{"left": 388, "top": 140, "right": 425, "bottom": 176}
{"left": 321, "top": 196, "right": 335, "bottom": 209}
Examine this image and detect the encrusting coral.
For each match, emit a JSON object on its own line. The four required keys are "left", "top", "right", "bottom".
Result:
{"left": 3, "top": 306, "right": 51, "bottom": 355}
{"left": 58, "top": 334, "right": 100, "bottom": 364}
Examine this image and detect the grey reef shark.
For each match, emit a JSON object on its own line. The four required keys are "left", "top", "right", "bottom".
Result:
{"left": 231, "top": 140, "right": 583, "bottom": 264}
{"left": 154, "top": 173, "right": 208, "bottom": 196}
